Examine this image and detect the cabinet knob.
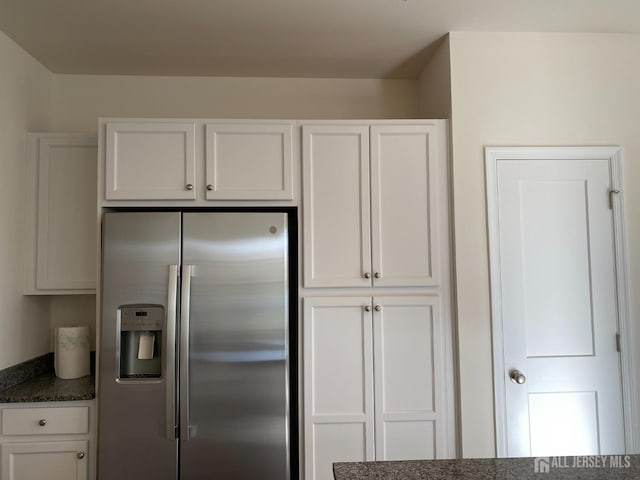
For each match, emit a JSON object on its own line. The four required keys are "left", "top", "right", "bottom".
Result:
{"left": 38, "top": 419, "right": 47, "bottom": 427}
{"left": 185, "top": 183, "right": 194, "bottom": 191}
{"left": 509, "top": 369, "right": 527, "bottom": 385}
{"left": 363, "top": 272, "right": 371, "bottom": 279}
{"left": 207, "top": 184, "right": 214, "bottom": 191}
{"left": 374, "top": 305, "right": 382, "bottom": 312}
{"left": 77, "top": 452, "right": 85, "bottom": 460}
{"left": 364, "top": 305, "right": 371, "bottom": 312}
{"left": 374, "top": 272, "right": 382, "bottom": 279}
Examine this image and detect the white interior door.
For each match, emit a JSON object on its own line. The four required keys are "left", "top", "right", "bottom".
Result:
{"left": 486, "top": 148, "right": 630, "bottom": 457}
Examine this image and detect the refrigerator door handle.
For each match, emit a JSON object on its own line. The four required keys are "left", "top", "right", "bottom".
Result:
{"left": 166, "top": 264, "right": 179, "bottom": 440}
{"left": 180, "top": 264, "right": 193, "bottom": 441}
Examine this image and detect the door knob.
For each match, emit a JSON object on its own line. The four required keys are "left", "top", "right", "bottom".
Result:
{"left": 509, "top": 369, "right": 526, "bottom": 384}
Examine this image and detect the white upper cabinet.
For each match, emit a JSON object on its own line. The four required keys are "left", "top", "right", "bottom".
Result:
{"left": 25, "top": 134, "right": 97, "bottom": 294}
{"left": 302, "top": 125, "right": 372, "bottom": 287}
{"left": 101, "top": 119, "right": 296, "bottom": 202}
{"left": 205, "top": 122, "right": 293, "bottom": 200}
{"left": 303, "top": 122, "right": 445, "bottom": 288}
{"left": 370, "top": 125, "right": 440, "bottom": 287}
{"left": 104, "top": 121, "right": 196, "bottom": 200}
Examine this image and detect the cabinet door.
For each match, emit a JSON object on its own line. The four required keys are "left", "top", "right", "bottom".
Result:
{"left": 1, "top": 440, "right": 88, "bottom": 480}
{"left": 370, "top": 125, "right": 441, "bottom": 286}
{"left": 372, "top": 296, "right": 446, "bottom": 460}
{"left": 105, "top": 121, "right": 196, "bottom": 200}
{"left": 303, "top": 297, "right": 374, "bottom": 480}
{"left": 25, "top": 135, "right": 97, "bottom": 294}
{"left": 204, "top": 122, "right": 293, "bottom": 200}
{"left": 303, "top": 125, "right": 371, "bottom": 287}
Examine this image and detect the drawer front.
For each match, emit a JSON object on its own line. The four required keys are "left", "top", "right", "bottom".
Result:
{"left": 2, "top": 406, "right": 89, "bottom": 436}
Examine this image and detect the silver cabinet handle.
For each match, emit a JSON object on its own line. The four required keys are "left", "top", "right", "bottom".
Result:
{"left": 166, "top": 265, "right": 179, "bottom": 440}
{"left": 186, "top": 183, "right": 194, "bottom": 191}
{"left": 206, "top": 184, "right": 214, "bottom": 191}
{"left": 609, "top": 189, "right": 620, "bottom": 209}
{"left": 38, "top": 419, "right": 47, "bottom": 427}
{"left": 374, "top": 305, "right": 382, "bottom": 312}
{"left": 509, "top": 369, "right": 526, "bottom": 384}
{"left": 180, "top": 265, "right": 193, "bottom": 441}
{"left": 363, "top": 272, "right": 371, "bottom": 279}
{"left": 374, "top": 272, "right": 381, "bottom": 279}
{"left": 77, "top": 452, "right": 85, "bottom": 460}
{"left": 364, "top": 305, "right": 371, "bottom": 312}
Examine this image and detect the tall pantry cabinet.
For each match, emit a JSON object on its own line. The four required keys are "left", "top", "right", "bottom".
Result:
{"left": 301, "top": 121, "right": 455, "bottom": 480}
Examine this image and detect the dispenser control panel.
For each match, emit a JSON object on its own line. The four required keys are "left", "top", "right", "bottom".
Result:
{"left": 120, "top": 306, "right": 163, "bottom": 331}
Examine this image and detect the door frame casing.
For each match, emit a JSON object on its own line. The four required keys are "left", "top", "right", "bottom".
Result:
{"left": 485, "top": 146, "right": 636, "bottom": 457}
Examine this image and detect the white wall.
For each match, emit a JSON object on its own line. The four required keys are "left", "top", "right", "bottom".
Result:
{"left": 50, "top": 296, "right": 97, "bottom": 351}
{"left": 0, "top": 30, "right": 53, "bottom": 369}
{"left": 51, "top": 75, "right": 419, "bottom": 133}
{"left": 418, "top": 35, "right": 451, "bottom": 119}
{"left": 449, "top": 32, "right": 640, "bottom": 457}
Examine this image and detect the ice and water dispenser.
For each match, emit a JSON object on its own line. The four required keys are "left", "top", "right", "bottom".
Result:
{"left": 118, "top": 305, "right": 164, "bottom": 379}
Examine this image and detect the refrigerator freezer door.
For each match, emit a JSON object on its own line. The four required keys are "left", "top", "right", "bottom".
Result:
{"left": 181, "top": 212, "right": 290, "bottom": 480}
{"left": 98, "top": 212, "right": 181, "bottom": 480}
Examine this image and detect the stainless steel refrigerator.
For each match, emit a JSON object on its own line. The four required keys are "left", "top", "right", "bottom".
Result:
{"left": 97, "top": 211, "right": 294, "bottom": 480}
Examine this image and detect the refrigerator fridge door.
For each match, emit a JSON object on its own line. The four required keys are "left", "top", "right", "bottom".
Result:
{"left": 98, "top": 212, "right": 181, "bottom": 480}
{"left": 180, "top": 212, "right": 290, "bottom": 480}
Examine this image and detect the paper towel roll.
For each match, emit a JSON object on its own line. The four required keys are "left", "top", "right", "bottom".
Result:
{"left": 54, "top": 326, "right": 90, "bottom": 379}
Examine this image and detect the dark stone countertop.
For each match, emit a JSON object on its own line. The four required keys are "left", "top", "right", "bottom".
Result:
{"left": 0, "top": 371, "right": 95, "bottom": 403}
{"left": 334, "top": 456, "right": 640, "bottom": 480}
{"left": 0, "top": 353, "right": 95, "bottom": 403}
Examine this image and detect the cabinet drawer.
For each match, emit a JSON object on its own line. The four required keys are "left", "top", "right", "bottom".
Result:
{"left": 2, "top": 406, "right": 89, "bottom": 436}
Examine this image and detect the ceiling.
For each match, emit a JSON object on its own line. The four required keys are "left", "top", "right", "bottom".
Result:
{"left": 0, "top": 0, "right": 639, "bottom": 79}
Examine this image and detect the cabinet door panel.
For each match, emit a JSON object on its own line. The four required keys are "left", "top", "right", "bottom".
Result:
{"left": 373, "top": 296, "right": 444, "bottom": 460}
{"left": 26, "top": 135, "right": 97, "bottom": 294}
{"left": 303, "top": 297, "right": 374, "bottom": 480}
{"left": 382, "top": 421, "right": 435, "bottom": 460}
{"left": 303, "top": 125, "right": 371, "bottom": 287}
{"left": 370, "top": 125, "right": 440, "bottom": 286}
{"left": 1, "top": 440, "right": 88, "bottom": 480}
{"left": 105, "top": 121, "right": 196, "bottom": 200}
{"left": 311, "top": 423, "right": 368, "bottom": 480}
{"left": 205, "top": 122, "right": 293, "bottom": 199}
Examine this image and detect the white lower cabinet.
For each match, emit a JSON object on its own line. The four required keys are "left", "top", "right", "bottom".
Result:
{"left": 304, "top": 296, "right": 450, "bottom": 480}
{"left": 304, "top": 297, "right": 375, "bottom": 480}
{"left": 0, "top": 402, "right": 94, "bottom": 480}
{"left": 1, "top": 440, "right": 88, "bottom": 480}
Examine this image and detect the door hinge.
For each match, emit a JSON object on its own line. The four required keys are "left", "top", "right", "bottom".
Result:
{"left": 616, "top": 333, "right": 622, "bottom": 353}
{"left": 609, "top": 189, "right": 620, "bottom": 210}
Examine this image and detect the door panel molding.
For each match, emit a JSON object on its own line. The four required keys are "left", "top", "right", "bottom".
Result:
{"left": 485, "top": 146, "right": 635, "bottom": 456}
